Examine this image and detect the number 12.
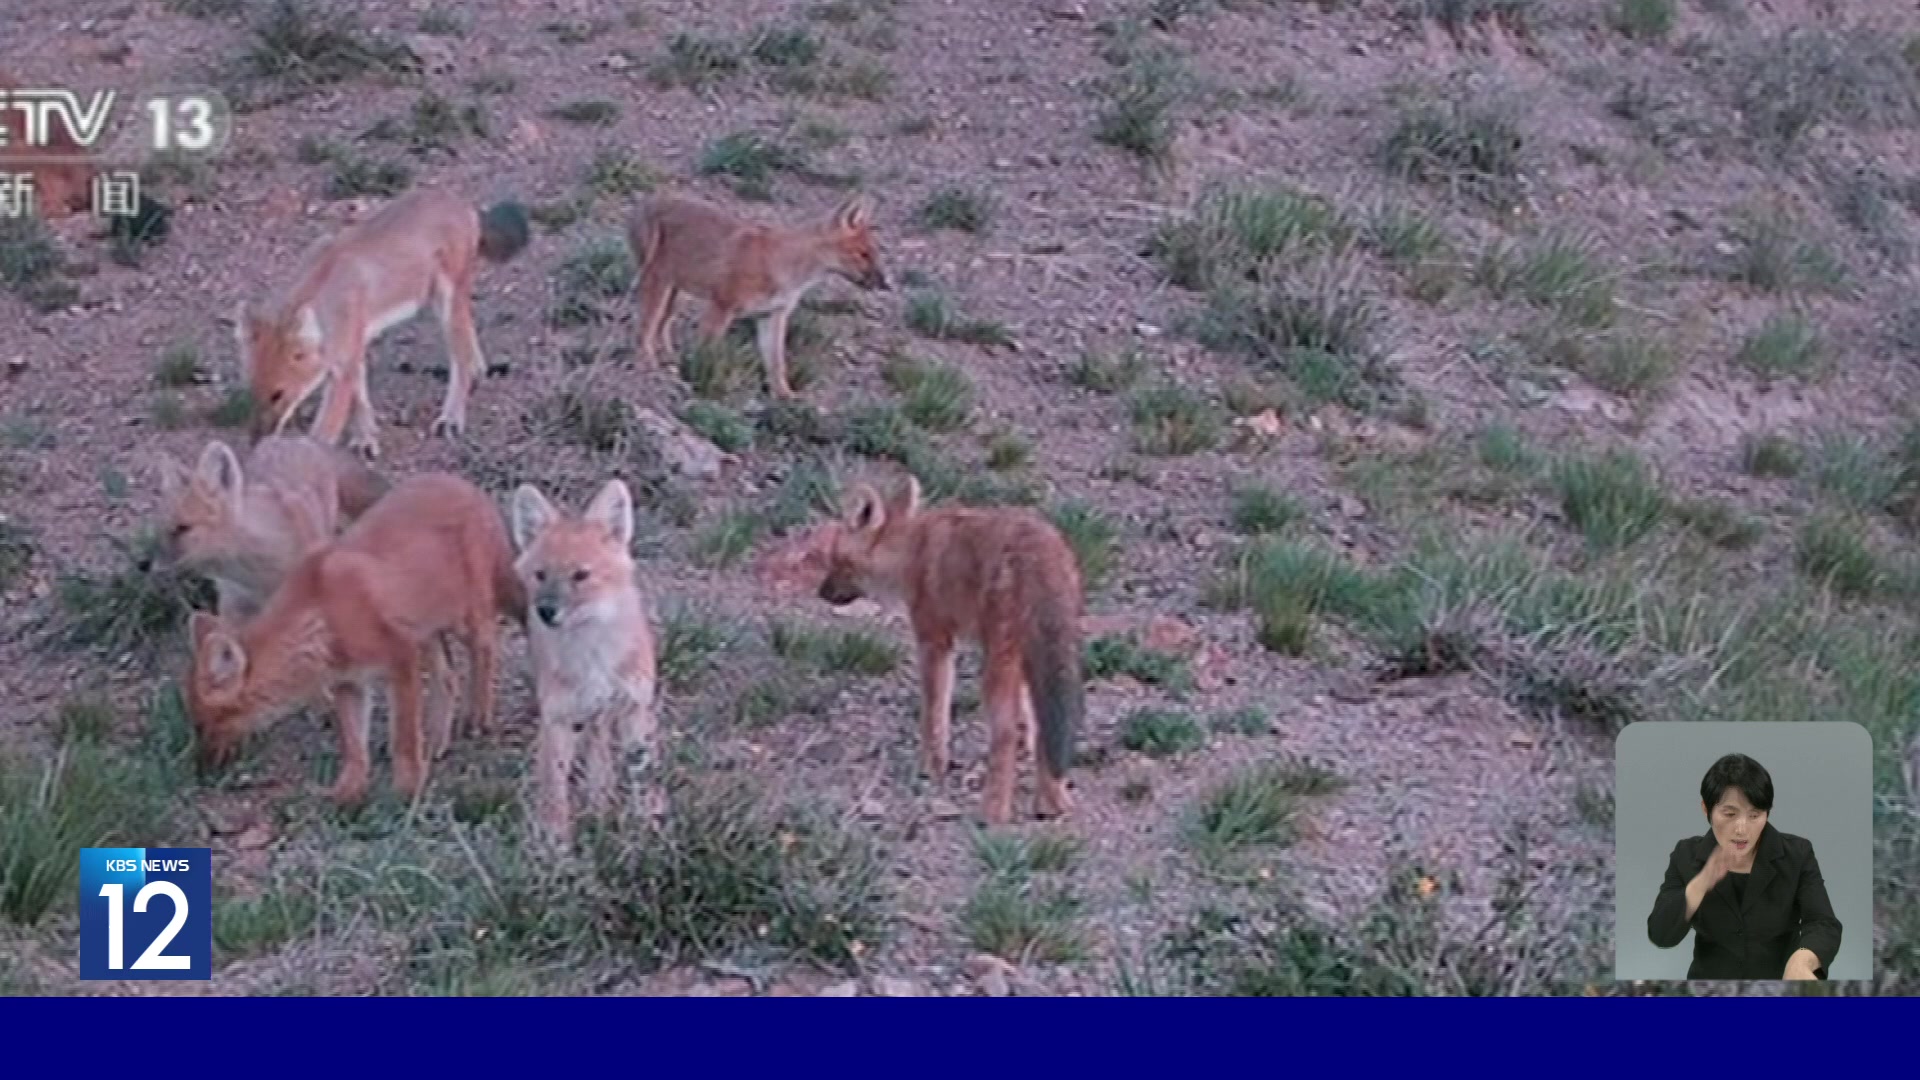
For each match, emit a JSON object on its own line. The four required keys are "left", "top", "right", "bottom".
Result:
{"left": 98, "top": 881, "right": 192, "bottom": 970}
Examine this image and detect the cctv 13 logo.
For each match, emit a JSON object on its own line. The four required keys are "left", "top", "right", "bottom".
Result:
{"left": 79, "top": 847, "right": 211, "bottom": 980}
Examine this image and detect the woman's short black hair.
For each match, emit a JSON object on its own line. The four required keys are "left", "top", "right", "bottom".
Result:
{"left": 1700, "top": 753, "right": 1774, "bottom": 813}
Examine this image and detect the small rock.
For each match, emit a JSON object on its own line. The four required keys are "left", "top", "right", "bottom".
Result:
{"left": 234, "top": 824, "right": 274, "bottom": 851}
{"left": 977, "top": 970, "right": 1011, "bottom": 997}
{"left": 992, "top": 158, "right": 1015, "bottom": 170}
{"left": 1234, "top": 409, "right": 1283, "bottom": 438}
{"left": 1135, "top": 321, "right": 1162, "bottom": 338}
{"left": 633, "top": 407, "right": 733, "bottom": 479}
{"left": 829, "top": 598, "right": 883, "bottom": 618}
{"left": 1338, "top": 494, "right": 1367, "bottom": 519}
{"left": 4, "top": 356, "right": 24, "bottom": 378}
{"left": 1049, "top": 1, "right": 1088, "bottom": 18}
{"left": 688, "top": 977, "right": 753, "bottom": 997}
{"left": 1141, "top": 615, "right": 1198, "bottom": 654}
{"left": 1509, "top": 731, "right": 1537, "bottom": 749}
{"left": 511, "top": 118, "right": 545, "bottom": 151}
{"left": 817, "top": 980, "right": 859, "bottom": 997}
{"left": 403, "top": 34, "right": 457, "bottom": 75}
{"left": 928, "top": 798, "right": 963, "bottom": 822}
{"left": 601, "top": 52, "right": 632, "bottom": 73}
{"left": 870, "top": 975, "right": 919, "bottom": 998}
{"left": 964, "top": 953, "right": 1016, "bottom": 980}
{"left": 857, "top": 797, "right": 887, "bottom": 819}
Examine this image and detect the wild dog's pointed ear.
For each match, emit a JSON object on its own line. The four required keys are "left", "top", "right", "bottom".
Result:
{"left": 196, "top": 441, "right": 244, "bottom": 510}
{"left": 843, "top": 482, "right": 886, "bottom": 534}
{"left": 886, "top": 474, "right": 921, "bottom": 520}
{"left": 202, "top": 631, "right": 248, "bottom": 689}
{"left": 294, "top": 306, "right": 322, "bottom": 351}
{"left": 156, "top": 453, "right": 190, "bottom": 497}
{"left": 188, "top": 610, "right": 221, "bottom": 650}
{"left": 585, "top": 478, "right": 635, "bottom": 551}
{"left": 508, "top": 484, "right": 557, "bottom": 551}
{"left": 833, "top": 193, "right": 874, "bottom": 231}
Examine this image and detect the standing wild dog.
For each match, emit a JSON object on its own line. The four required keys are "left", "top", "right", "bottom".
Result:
{"left": 148, "top": 434, "right": 461, "bottom": 751}
{"left": 508, "top": 478, "right": 659, "bottom": 844}
{"left": 148, "top": 435, "right": 391, "bottom": 618}
{"left": 812, "top": 475, "right": 1084, "bottom": 825}
{"left": 625, "top": 190, "right": 890, "bottom": 399}
{"left": 236, "top": 187, "right": 531, "bottom": 459}
{"left": 184, "top": 472, "right": 527, "bottom": 805}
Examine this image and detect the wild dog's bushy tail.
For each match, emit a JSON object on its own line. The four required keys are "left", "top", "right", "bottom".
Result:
{"left": 1023, "top": 575, "right": 1084, "bottom": 781}
{"left": 477, "top": 200, "right": 531, "bottom": 263}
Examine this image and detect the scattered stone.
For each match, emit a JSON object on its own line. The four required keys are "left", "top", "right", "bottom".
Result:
{"left": 928, "top": 798, "right": 964, "bottom": 822}
{"left": 403, "top": 34, "right": 457, "bottom": 75}
{"left": 829, "top": 598, "right": 883, "bottom": 618}
{"left": 1049, "top": 2, "right": 1088, "bottom": 19}
{"left": 234, "top": 824, "right": 274, "bottom": 851}
{"left": 1234, "top": 409, "right": 1283, "bottom": 438}
{"left": 511, "top": 118, "right": 545, "bottom": 151}
{"left": 4, "top": 356, "right": 24, "bottom": 378}
{"left": 1509, "top": 731, "right": 1537, "bottom": 749}
{"left": 870, "top": 975, "right": 919, "bottom": 998}
{"left": 632, "top": 407, "right": 733, "bottom": 479}
{"left": 688, "top": 977, "right": 753, "bottom": 997}
{"left": 817, "top": 980, "right": 860, "bottom": 997}
{"left": 858, "top": 797, "right": 887, "bottom": 819}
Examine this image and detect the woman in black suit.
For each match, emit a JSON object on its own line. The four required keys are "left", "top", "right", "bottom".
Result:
{"left": 1646, "top": 753, "right": 1843, "bottom": 980}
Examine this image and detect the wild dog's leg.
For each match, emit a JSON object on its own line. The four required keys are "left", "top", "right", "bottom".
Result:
{"left": 534, "top": 709, "right": 579, "bottom": 844}
{"left": 1026, "top": 683, "right": 1072, "bottom": 819}
{"left": 915, "top": 629, "right": 956, "bottom": 782}
{"left": 635, "top": 261, "right": 677, "bottom": 366}
{"left": 309, "top": 366, "right": 360, "bottom": 448}
{"left": 465, "top": 617, "right": 499, "bottom": 737}
{"left": 346, "top": 361, "right": 382, "bottom": 460}
{"left": 424, "top": 633, "right": 456, "bottom": 760}
{"left": 655, "top": 288, "right": 679, "bottom": 360}
{"left": 978, "top": 641, "right": 1025, "bottom": 827}
{"left": 325, "top": 679, "right": 374, "bottom": 805}
{"left": 432, "top": 271, "right": 485, "bottom": 439}
{"left": 387, "top": 645, "right": 428, "bottom": 798}
{"left": 756, "top": 304, "right": 796, "bottom": 399}
{"left": 584, "top": 709, "right": 618, "bottom": 820}
{"left": 697, "top": 301, "right": 739, "bottom": 360}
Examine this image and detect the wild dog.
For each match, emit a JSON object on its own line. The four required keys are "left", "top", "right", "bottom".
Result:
{"left": 811, "top": 475, "right": 1084, "bottom": 825}
{"left": 184, "top": 472, "right": 527, "bottom": 805}
{"left": 148, "top": 435, "right": 461, "bottom": 751}
{"left": 624, "top": 190, "right": 890, "bottom": 400}
{"left": 236, "top": 187, "right": 531, "bottom": 459}
{"left": 508, "top": 478, "right": 659, "bottom": 844}
{"left": 148, "top": 435, "right": 390, "bottom": 618}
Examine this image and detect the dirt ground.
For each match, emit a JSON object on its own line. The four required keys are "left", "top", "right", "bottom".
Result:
{"left": 2, "top": 0, "right": 1917, "bottom": 996}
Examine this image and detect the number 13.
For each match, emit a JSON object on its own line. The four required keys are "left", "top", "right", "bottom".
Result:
{"left": 98, "top": 881, "right": 192, "bottom": 970}
{"left": 147, "top": 97, "right": 216, "bottom": 152}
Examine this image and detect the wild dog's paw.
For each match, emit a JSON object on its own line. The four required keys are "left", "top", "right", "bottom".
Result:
{"left": 431, "top": 414, "right": 466, "bottom": 440}
{"left": 347, "top": 430, "right": 382, "bottom": 460}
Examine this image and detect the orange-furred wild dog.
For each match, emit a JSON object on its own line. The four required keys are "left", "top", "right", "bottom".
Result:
{"left": 150, "top": 434, "right": 463, "bottom": 748}
{"left": 185, "top": 472, "right": 527, "bottom": 805}
{"left": 508, "top": 478, "right": 659, "bottom": 844}
{"left": 625, "top": 190, "right": 890, "bottom": 400}
{"left": 812, "top": 475, "right": 1084, "bottom": 825}
{"left": 236, "top": 187, "right": 531, "bottom": 460}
